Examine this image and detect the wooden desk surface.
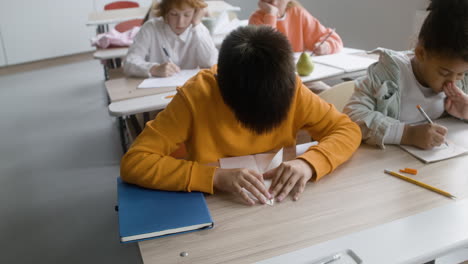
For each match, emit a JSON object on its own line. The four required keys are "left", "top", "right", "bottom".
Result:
{"left": 105, "top": 77, "right": 177, "bottom": 102}
{"left": 139, "top": 140, "right": 468, "bottom": 263}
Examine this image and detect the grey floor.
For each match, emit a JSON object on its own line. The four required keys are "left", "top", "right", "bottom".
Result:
{"left": 0, "top": 59, "right": 142, "bottom": 263}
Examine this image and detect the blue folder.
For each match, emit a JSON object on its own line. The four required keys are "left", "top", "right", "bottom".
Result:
{"left": 117, "top": 178, "right": 214, "bottom": 243}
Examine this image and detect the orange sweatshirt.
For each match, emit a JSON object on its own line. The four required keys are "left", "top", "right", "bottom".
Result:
{"left": 120, "top": 68, "right": 361, "bottom": 194}
{"left": 249, "top": 6, "right": 343, "bottom": 53}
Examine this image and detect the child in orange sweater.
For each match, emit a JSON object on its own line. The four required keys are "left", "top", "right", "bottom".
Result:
{"left": 120, "top": 26, "right": 360, "bottom": 205}
{"left": 249, "top": 0, "right": 343, "bottom": 55}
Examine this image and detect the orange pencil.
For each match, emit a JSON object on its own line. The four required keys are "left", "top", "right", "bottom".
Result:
{"left": 164, "top": 95, "right": 175, "bottom": 99}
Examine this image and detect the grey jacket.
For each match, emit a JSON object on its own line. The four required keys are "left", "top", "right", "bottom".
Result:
{"left": 344, "top": 48, "right": 468, "bottom": 148}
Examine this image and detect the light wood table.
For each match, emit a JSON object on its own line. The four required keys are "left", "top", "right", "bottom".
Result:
{"left": 138, "top": 124, "right": 468, "bottom": 263}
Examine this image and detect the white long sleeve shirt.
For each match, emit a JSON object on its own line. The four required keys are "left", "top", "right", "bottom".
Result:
{"left": 123, "top": 18, "right": 218, "bottom": 77}
{"left": 384, "top": 52, "right": 446, "bottom": 145}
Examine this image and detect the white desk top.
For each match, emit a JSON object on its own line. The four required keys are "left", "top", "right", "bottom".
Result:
{"left": 259, "top": 198, "right": 468, "bottom": 264}
{"left": 108, "top": 90, "right": 175, "bottom": 116}
{"left": 93, "top": 47, "right": 128, "bottom": 60}
{"left": 312, "top": 53, "right": 377, "bottom": 73}
{"left": 137, "top": 138, "right": 468, "bottom": 263}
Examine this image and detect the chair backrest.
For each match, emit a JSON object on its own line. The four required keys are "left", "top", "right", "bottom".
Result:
{"left": 318, "top": 81, "right": 355, "bottom": 112}
{"left": 104, "top": 1, "right": 139, "bottom": 10}
{"left": 115, "top": 18, "right": 143, "bottom": 32}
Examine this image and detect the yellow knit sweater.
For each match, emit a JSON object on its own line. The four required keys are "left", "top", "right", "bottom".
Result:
{"left": 120, "top": 68, "right": 361, "bottom": 193}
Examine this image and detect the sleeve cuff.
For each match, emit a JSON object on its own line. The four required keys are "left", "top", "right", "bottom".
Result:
{"left": 264, "top": 14, "right": 277, "bottom": 26}
{"left": 188, "top": 163, "right": 217, "bottom": 194}
{"left": 298, "top": 149, "right": 333, "bottom": 181}
{"left": 383, "top": 122, "right": 405, "bottom": 145}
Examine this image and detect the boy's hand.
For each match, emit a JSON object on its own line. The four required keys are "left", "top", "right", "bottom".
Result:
{"left": 258, "top": 0, "right": 279, "bottom": 16}
{"left": 150, "top": 62, "right": 180, "bottom": 77}
{"left": 263, "top": 159, "right": 314, "bottom": 202}
{"left": 192, "top": 8, "right": 206, "bottom": 26}
{"left": 213, "top": 168, "right": 272, "bottom": 206}
{"left": 444, "top": 82, "right": 468, "bottom": 120}
{"left": 401, "top": 123, "right": 448, "bottom": 150}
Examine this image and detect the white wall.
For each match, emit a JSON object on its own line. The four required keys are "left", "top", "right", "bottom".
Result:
{"left": 300, "top": 0, "right": 428, "bottom": 51}
{"left": 0, "top": 0, "right": 155, "bottom": 66}
{"left": 0, "top": 0, "right": 96, "bottom": 65}
{"left": 0, "top": 0, "right": 431, "bottom": 66}
{"left": 224, "top": 0, "right": 257, "bottom": 20}
{"left": 0, "top": 28, "right": 6, "bottom": 66}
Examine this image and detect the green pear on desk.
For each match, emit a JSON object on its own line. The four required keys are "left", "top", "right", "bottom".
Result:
{"left": 296, "top": 52, "right": 315, "bottom": 76}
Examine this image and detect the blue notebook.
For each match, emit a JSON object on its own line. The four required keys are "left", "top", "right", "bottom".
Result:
{"left": 117, "top": 178, "right": 214, "bottom": 243}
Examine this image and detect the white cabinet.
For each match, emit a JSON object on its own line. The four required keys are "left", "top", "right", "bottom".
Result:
{"left": 0, "top": 0, "right": 96, "bottom": 65}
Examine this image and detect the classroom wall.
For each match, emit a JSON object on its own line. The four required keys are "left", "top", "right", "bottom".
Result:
{"left": 0, "top": 0, "right": 429, "bottom": 66}
{"left": 223, "top": 0, "right": 257, "bottom": 20}
{"left": 0, "top": 0, "right": 97, "bottom": 65}
{"left": 0, "top": 29, "right": 6, "bottom": 66}
{"left": 300, "top": 0, "right": 428, "bottom": 51}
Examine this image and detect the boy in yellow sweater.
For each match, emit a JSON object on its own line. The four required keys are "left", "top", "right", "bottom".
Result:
{"left": 121, "top": 26, "right": 361, "bottom": 205}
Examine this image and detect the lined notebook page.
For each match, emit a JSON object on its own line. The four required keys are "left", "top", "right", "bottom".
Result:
{"left": 400, "top": 118, "right": 468, "bottom": 163}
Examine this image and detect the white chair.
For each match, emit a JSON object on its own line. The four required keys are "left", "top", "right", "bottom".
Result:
{"left": 318, "top": 81, "right": 355, "bottom": 112}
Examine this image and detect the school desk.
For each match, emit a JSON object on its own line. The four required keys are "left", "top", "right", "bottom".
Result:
{"left": 87, "top": 1, "right": 240, "bottom": 34}
{"left": 106, "top": 48, "right": 375, "bottom": 152}
{"left": 94, "top": 48, "right": 129, "bottom": 80}
{"left": 106, "top": 48, "right": 374, "bottom": 117}
{"left": 136, "top": 129, "right": 468, "bottom": 264}
{"left": 87, "top": 7, "right": 148, "bottom": 34}
{"left": 106, "top": 69, "right": 336, "bottom": 117}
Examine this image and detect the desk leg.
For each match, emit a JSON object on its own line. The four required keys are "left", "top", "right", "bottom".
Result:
{"left": 103, "top": 64, "right": 109, "bottom": 81}
{"left": 129, "top": 115, "right": 142, "bottom": 135}
{"left": 118, "top": 116, "right": 127, "bottom": 153}
{"left": 143, "top": 112, "right": 150, "bottom": 124}
{"left": 97, "top": 24, "right": 105, "bottom": 34}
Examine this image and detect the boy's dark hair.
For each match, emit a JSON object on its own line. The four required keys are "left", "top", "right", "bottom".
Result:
{"left": 217, "top": 26, "right": 296, "bottom": 134}
{"left": 418, "top": 0, "right": 468, "bottom": 61}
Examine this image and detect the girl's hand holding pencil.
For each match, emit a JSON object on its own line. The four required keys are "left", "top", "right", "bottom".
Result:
{"left": 150, "top": 62, "right": 180, "bottom": 77}
{"left": 401, "top": 122, "right": 447, "bottom": 150}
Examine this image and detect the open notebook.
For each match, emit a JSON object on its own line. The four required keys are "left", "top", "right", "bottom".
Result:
{"left": 400, "top": 118, "right": 468, "bottom": 163}
{"left": 137, "top": 69, "right": 200, "bottom": 89}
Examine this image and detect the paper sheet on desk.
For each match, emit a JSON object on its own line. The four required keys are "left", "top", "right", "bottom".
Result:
{"left": 312, "top": 53, "right": 376, "bottom": 72}
{"left": 296, "top": 142, "right": 318, "bottom": 157}
{"left": 138, "top": 69, "right": 199, "bottom": 89}
{"left": 219, "top": 149, "right": 283, "bottom": 205}
{"left": 400, "top": 141, "right": 468, "bottom": 163}
{"left": 400, "top": 118, "right": 468, "bottom": 163}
